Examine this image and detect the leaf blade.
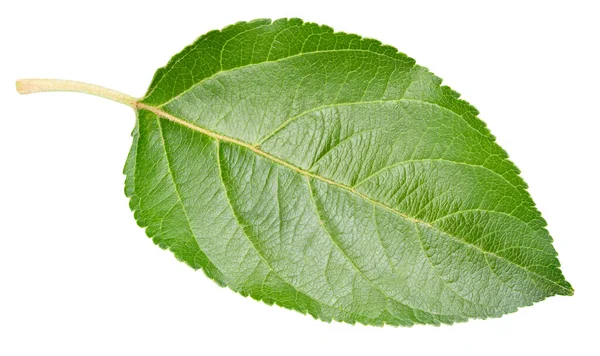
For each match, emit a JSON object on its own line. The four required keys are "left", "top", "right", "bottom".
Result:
{"left": 126, "top": 18, "right": 572, "bottom": 326}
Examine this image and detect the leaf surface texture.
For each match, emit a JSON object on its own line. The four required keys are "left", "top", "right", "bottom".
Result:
{"left": 125, "top": 18, "right": 572, "bottom": 326}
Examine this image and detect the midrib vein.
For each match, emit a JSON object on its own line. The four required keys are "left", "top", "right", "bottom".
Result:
{"left": 137, "top": 102, "right": 572, "bottom": 295}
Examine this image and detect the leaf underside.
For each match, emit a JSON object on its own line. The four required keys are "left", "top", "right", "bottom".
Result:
{"left": 124, "top": 18, "right": 572, "bottom": 326}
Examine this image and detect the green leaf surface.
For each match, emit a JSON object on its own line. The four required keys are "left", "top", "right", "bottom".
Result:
{"left": 124, "top": 18, "right": 572, "bottom": 326}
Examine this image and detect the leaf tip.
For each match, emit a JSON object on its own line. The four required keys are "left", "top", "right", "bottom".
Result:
{"left": 567, "top": 286, "right": 575, "bottom": 296}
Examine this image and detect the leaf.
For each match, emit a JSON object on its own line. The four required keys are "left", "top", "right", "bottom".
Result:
{"left": 19, "top": 18, "right": 573, "bottom": 327}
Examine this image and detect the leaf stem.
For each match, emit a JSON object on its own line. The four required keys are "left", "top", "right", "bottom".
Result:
{"left": 15, "top": 79, "right": 137, "bottom": 108}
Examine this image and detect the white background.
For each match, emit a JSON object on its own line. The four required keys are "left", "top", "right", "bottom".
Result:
{"left": 1, "top": 1, "right": 598, "bottom": 355}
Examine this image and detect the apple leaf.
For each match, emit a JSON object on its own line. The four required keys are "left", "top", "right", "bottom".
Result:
{"left": 18, "top": 18, "right": 572, "bottom": 327}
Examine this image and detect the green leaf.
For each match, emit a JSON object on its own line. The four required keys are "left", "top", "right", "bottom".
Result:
{"left": 125, "top": 18, "right": 573, "bottom": 326}
{"left": 19, "top": 18, "right": 573, "bottom": 327}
